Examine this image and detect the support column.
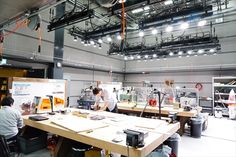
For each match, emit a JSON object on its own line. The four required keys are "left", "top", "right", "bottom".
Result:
{"left": 48, "top": 2, "right": 65, "bottom": 79}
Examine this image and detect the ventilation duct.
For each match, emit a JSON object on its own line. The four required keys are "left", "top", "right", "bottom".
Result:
{"left": 96, "top": 0, "right": 118, "bottom": 8}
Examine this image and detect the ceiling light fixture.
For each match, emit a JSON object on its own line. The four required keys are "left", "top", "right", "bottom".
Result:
{"left": 187, "top": 50, "right": 193, "bottom": 55}
{"left": 178, "top": 56, "right": 182, "bottom": 58}
{"left": 153, "top": 54, "right": 157, "bottom": 58}
{"left": 180, "top": 22, "right": 189, "bottom": 30}
{"left": 132, "top": 8, "right": 143, "bottom": 14}
{"left": 98, "top": 44, "right": 102, "bottom": 49}
{"left": 90, "top": 40, "right": 95, "bottom": 45}
{"left": 117, "top": 34, "right": 122, "bottom": 40}
{"left": 151, "top": 28, "right": 158, "bottom": 35}
{"left": 118, "top": 0, "right": 126, "bottom": 3}
{"left": 209, "top": 48, "right": 215, "bottom": 53}
{"left": 124, "top": 56, "right": 128, "bottom": 60}
{"left": 198, "top": 20, "right": 207, "bottom": 27}
{"left": 144, "top": 6, "right": 150, "bottom": 11}
{"left": 144, "top": 55, "right": 148, "bottom": 58}
{"left": 198, "top": 49, "right": 204, "bottom": 54}
{"left": 130, "top": 56, "right": 134, "bottom": 60}
{"left": 169, "top": 52, "right": 174, "bottom": 56}
{"left": 186, "top": 55, "right": 190, "bottom": 57}
{"left": 98, "top": 38, "right": 103, "bottom": 43}
{"left": 166, "top": 25, "right": 173, "bottom": 32}
{"left": 137, "top": 55, "right": 141, "bottom": 59}
{"left": 107, "top": 36, "right": 112, "bottom": 42}
{"left": 164, "top": 0, "right": 173, "bottom": 5}
{"left": 81, "top": 40, "right": 84, "bottom": 44}
{"left": 139, "top": 31, "right": 144, "bottom": 37}
{"left": 178, "top": 51, "right": 183, "bottom": 55}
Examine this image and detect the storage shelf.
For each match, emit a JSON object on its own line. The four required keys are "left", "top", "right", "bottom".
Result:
{"left": 214, "top": 85, "right": 236, "bottom": 87}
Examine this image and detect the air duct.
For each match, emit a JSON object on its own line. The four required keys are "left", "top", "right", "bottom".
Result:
{"left": 96, "top": 0, "right": 118, "bottom": 8}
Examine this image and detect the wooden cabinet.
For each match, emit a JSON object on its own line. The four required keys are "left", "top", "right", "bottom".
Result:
{"left": 0, "top": 77, "right": 8, "bottom": 101}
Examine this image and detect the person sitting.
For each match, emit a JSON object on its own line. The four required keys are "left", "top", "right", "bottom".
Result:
{"left": 92, "top": 87, "right": 118, "bottom": 113}
{"left": 0, "top": 96, "right": 23, "bottom": 141}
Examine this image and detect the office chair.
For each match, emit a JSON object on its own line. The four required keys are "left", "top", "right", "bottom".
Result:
{"left": 0, "top": 135, "right": 20, "bottom": 157}
{"left": 0, "top": 134, "right": 11, "bottom": 157}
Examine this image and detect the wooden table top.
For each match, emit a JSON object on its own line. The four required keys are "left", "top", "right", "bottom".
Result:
{"left": 117, "top": 102, "right": 201, "bottom": 117}
{"left": 23, "top": 109, "right": 179, "bottom": 157}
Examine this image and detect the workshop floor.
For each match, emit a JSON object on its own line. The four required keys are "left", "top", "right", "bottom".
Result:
{"left": 20, "top": 116, "right": 236, "bottom": 157}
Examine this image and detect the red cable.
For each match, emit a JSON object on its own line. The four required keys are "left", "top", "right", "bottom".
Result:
{"left": 121, "top": 0, "right": 126, "bottom": 40}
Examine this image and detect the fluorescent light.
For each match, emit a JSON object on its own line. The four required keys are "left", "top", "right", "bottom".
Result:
{"left": 124, "top": 56, "right": 128, "bottom": 60}
{"left": 139, "top": 31, "right": 144, "bottom": 37}
{"left": 144, "top": 6, "right": 150, "bottom": 11}
{"left": 178, "top": 51, "right": 183, "bottom": 55}
{"left": 144, "top": 55, "right": 148, "bottom": 58}
{"left": 164, "top": 0, "right": 173, "bottom": 5}
{"left": 137, "top": 55, "right": 141, "bottom": 59}
{"left": 166, "top": 25, "right": 173, "bottom": 32}
{"left": 98, "top": 38, "right": 103, "bottom": 43}
{"left": 209, "top": 48, "right": 215, "bottom": 53}
{"left": 151, "top": 28, "right": 158, "bottom": 35}
{"left": 187, "top": 50, "right": 193, "bottom": 55}
{"left": 73, "top": 36, "right": 77, "bottom": 42}
{"left": 169, "top": 52, "right": 174, "bottom": 56}
{"left": 180, "top": 22, "right": 189, "bottom": 30}
{"left": 107, "top": 36, "right": 112, "bottom": 42}
{"left": 198, "top": 20, "right": 207, "bottom": 27}
{"left": 198, "top": 49, "right": 204, "bottom": 54}
{"left": 130, "top": 56, "right": 134, "bottom": 60}
{"left": 117, "top": 34, "right": 122, "bottom": 40}
{"left": 132, "top": 8, "right": 143, "bottom": 14}
{"left": 153, "top": 54, "right": 157, "bottom": 58}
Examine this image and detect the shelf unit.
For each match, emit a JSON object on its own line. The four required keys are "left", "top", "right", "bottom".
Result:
{"left": 212, "top": 77, "right": 236, "bottom": 116}
{"left": 0, "top": 77, "right": 8, "bottom": 101}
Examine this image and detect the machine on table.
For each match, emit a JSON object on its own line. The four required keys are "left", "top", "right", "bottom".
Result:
{"left": 77, "top": 86, "right": 95, "bottom": 110}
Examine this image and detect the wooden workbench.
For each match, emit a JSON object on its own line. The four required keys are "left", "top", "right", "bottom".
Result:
{"left": 23, "top": 109, "right": 179, "bottom": 157}
{"left": 117, "top": 102, "right": 201, "bottom": 135}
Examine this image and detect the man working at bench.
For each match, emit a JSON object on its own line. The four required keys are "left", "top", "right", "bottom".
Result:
{"left": 0, "top": 96, "right": 23, "bottom": 141}
{"left": 92, "top": 87, "right": 118, "bottom": 113}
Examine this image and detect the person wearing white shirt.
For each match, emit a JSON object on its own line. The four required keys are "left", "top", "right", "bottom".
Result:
{"left": 0, "top": 96, "right": 23, "bottom": 141}
{"left": 92, "top": 87, "right": 118, "bottom": 113}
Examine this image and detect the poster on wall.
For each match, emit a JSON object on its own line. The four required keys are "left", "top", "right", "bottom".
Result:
{"left": 11, "top": 78, "right": 66, "bottom": 115}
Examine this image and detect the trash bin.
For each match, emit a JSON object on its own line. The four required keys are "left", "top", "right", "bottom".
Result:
{"left": 163, "top": 133, "right": 181, "bottom": 157}
{"left": 190, "top": 117, "right": 203, "bottom": 138}
{"left": 70, "top": 142, "right": 92, "bottom": 157}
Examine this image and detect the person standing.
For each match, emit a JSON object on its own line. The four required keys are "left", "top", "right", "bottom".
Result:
{"left": 0, "top": 96, "right": 23, "bottom": 141}
{"left": 92, "top": 87, "right": 118, "bottom": 113}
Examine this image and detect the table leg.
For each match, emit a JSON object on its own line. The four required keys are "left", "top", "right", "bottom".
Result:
{"left": 178, "top": 117, "right": 190, "bottom": 136}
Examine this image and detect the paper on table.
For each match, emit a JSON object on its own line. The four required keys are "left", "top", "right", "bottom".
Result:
{"left": 51, "top": 115, "right": 108, "bottom": 133}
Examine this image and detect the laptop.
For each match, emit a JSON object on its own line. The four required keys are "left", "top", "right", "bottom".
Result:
{"left": 29, "top": 116, "right": 49, "bottom": 121}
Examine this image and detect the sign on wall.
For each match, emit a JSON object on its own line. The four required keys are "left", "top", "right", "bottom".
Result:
{"left": 11, "top": 78, "right": 66, "bottom": 114}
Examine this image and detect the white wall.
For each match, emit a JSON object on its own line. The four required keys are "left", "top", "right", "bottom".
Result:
{"left": 63, "top": 67, "right": 124, "bottom": 107}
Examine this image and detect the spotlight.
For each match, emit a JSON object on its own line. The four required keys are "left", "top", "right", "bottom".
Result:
{"left": 73, "top": 36, "right": 77, "bottom": 42}
{"left": 107, "top": 36, "right": 112, "bottom": 42}
{"left": 198, "top": 49, "right": 204, "bottom": 54}
{"left": 151, "top": 28, "right": 158, "bottom": 35}
{"left": 180, "top": 22, "right": 189, "bottom": 30}
{"left": 166, "top": 25, "right": 173, "bottom": 32}
{"left": 117, "top": 34, "right": 122, "bottom": 40}
{"left": 209, "top": 48, "right": 215, "bottom": 53}
{"left": 153, "top": 54, "right": 157, "bottom": 58}
{"left": 164, "top": 0, "right": 173, "bottom": 5}
{"left": 119, "top": 0, "right": 126, "bottom": 3}
{"left": 124, "top": 56, "right": 128, "bottom": 60}
{"left": 169, "top": 52, "right": 174, "bottom": 56}
{"left": 187, "top": 50, "right": 193, "bottom": 55}
{"left": 137, "top": 55, "right": 141, "bottom": 59}
{"left": 198, "top": 20, "right": 207, "bottom": 27}
{"left": 90, "top": 40, "right": 95, "bottom": 45}
{"left": 98, "top": 38, "right": 103, "bottom": 43}
{"left": 139, "top": 31, "right": 144, "bottom": 37}
{"left": 130, "top": 56, "right": 134, "bottom": 60}
{"left": 144, "top": 55, "right": 148, "bottom": 58}
{"left": 178, "top": 51, "right": 183, "bottom": 55}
